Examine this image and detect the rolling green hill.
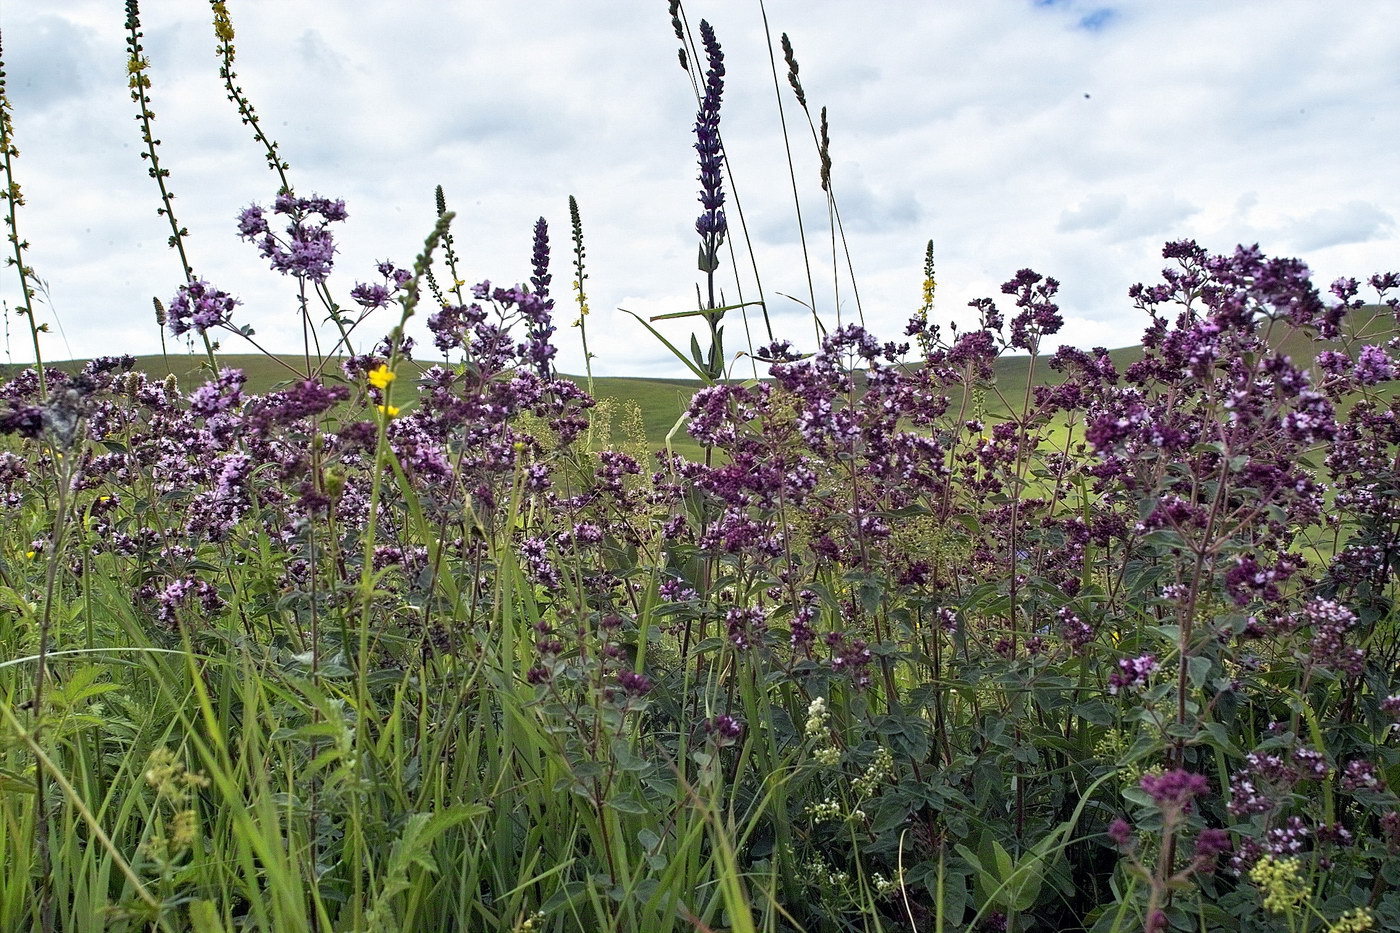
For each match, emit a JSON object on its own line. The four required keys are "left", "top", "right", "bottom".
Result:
{"left": 4, "top": 304, "right": 1391, "bottom": 455}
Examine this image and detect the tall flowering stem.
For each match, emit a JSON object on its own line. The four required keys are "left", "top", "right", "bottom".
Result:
{"left": 694, "top": 19, "right": 727, "bottom": 379}
{"left": 126, "top": 1, "right": 192, "bottom": 280}
{"left": 770, "top": 25, "right": 819, "bottom": 339}
{"left": 0, "top": 31, "right": 46, "bottom": 399}
{"left": 345, "top": 209, "right": 452, "bottom": 925}
{"left": 126, "top": 0, "right": 219, "bottom": 374}
{"left": 777, "top": 28, "right": 864, "bottom": 328}
{"left": 209, "top": 1, "right": 290, "bottom": 191}
{"left": 568, "top": 195, "right": 595, "bottom": 400}
{"left": 912, "top": 239, "right": 937, "bottom": 356}
{"left": 430, "top": 184, "right": 466, "bottom": 307}
{"left": 209, "top": 0, "right": 358, "bottom": 368}
{"left": 526, "top": 217, "right": 557, "bottom": 379}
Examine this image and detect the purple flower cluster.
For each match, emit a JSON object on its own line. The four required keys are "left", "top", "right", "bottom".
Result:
{"left": 724, "top": 606, "right": 766, "bottom": 650}
{"left": 350, "top": 261, "right": 411, "bottom": 310}
{"left": 1295, "top": 597, "right": 1364, "bottom": 674}
{"left": 168, "top": 279, "right": 239, "bottom": 336}
{"left": 427, "top": 279, "right": 557, "bottom": 377}
{"left": 1107, "top": 654, "right": 1158, "bottom": 695}
{"left": 1140, "top": 769, "right": 1209, "bottom": 810}
{"left": 1228, "top": 751, "right": 1294, "bottom": 817}
{"left": 704, "top": 714, "right": 743, "bottom": 746}
{"left": 188, "top": 368, "right": 246, "bottom": 418}
{"left": 237, "top": 192, "right": 348, "bottom": 283}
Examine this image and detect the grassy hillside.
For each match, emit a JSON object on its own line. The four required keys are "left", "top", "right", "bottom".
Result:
{"left": 6, "top": 303, "right": 1390, "bottom": 453}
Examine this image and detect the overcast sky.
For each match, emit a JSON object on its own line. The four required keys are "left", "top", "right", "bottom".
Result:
{"left": 3, "top": 1, "right": 1398, "bottom": 377}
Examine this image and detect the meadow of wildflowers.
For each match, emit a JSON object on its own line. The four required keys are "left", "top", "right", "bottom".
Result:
{"left": 1, "top": 2, "right": 1399, "bottom": 932}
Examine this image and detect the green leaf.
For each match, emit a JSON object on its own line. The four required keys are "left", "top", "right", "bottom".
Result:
{"left": 619, "top": 308, "right": 712, "bottom": 383}
{"left": 649, "top": 300, "right": 765, "bottom": 321}
{"left": 606, "top": 793, "right": 649, "bottom": 815}
{"left": 1187, "top": 655, "right": 1213, "bottom": 688}
{"left": 698, "top": 242, "right": 718, "bottom": 273}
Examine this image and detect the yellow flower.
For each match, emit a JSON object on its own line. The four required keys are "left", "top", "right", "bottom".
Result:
{"left": 376, "top": 404, "right": 399, "bottom": 418}
{"left": 1251, "top": 855, "right": 1308, "bottom": 914}
{"left": 211, "top": 1, "right": 235, "bottom": 43}
{"left": 367, "top": 364, "right": 396, "bottom": 389}
{"left": 1328, "top": 908, "right": 1375, "bottom": 933}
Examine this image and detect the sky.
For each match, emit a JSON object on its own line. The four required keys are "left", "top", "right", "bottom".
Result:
{"left": 3, "top": 0, "right": 1398, "bottom": 377}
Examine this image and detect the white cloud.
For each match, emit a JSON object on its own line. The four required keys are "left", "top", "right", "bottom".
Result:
{"left": 1286, "top": 201, "right": 1394, "bottom": 252}
{"left": 1, "top": 0, "right": 1397, "bottom": 376}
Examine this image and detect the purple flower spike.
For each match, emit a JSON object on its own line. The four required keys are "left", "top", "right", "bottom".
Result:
{"left": 694, "top": 20, "right": 727, "bottom": 269}
{"left": 530, "top": 217, "right": 551, "bottom": 299}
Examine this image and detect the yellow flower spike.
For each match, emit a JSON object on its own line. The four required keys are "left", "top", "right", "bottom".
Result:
{"left": 376, "top": 404, "right": 400, "bottom": 419}
{"left": 211, "top": 1, "right": 235, "bottom": 43}
{"left": 367, "top": 364, "right": 396, "bottom": 389}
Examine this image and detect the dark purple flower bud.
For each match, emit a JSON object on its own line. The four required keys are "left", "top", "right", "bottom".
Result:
{"left": 1193, "top": 828, "right": 1232, "bottom": 867}
{"left": 1341, "top": 760, "right": 1382, "bottom": 792}
{"left": 705, "top": 714, "right": 743, "bottom": 745}
{"left": 0, "top": 403, "right": 45, "bottom": 438}
{"left": 1139, "top": 769, "right": 1209, "bottom": 810}
{"left": 617, "top": 671, "right": 652, "bottom": 696}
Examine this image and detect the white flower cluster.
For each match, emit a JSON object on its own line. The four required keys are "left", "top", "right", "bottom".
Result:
{"left": 853, "top": 745, "right": 893, "bottom": 798}
{"left": 805, "top": 696, "right": 842, "bottom": 766}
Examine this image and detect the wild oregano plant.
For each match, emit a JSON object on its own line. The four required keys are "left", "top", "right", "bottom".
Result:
{"left": 0, "top": 2, "right": 1398, "bottom": 933}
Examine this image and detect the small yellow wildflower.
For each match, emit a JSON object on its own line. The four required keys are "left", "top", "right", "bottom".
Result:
{"left": 367, "top": 364, "right": 396, "bottom": 389}
{"left": 211, "top": 1, "right": 235, "bottom": 43}
{"left": 1250, "top": 855, "right": 1309, "bottom": 914}
{"left": 376, "top": 404, "right": 399, "bottom": 418}
{"left": 1328, "top": 908, "right": 1375, "bottom": 933}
